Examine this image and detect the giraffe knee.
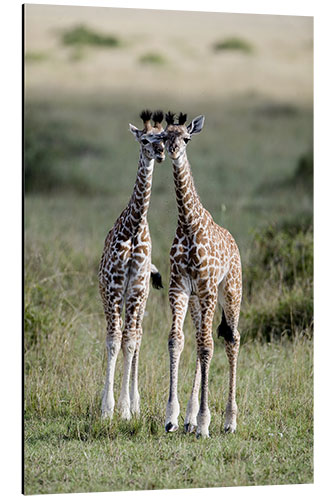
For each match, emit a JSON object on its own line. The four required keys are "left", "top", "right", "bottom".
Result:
{"left": 122, "top": 339, "right": 136, "bottom": 355}
{"left": 168, "top": 336, "right": 184, "bottom": 354}
{"left": 198, "top": 345, "right": 213, "bottom": 363}
{"left": 106, "top": 335, "right": 121, "bottom": 354}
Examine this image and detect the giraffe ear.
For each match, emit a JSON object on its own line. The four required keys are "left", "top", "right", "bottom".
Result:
{"left": 187, "top": 115, "right": 205, "bottom": 136}
{"left": 129, "top": 123, "right": 141, "bottom": 141}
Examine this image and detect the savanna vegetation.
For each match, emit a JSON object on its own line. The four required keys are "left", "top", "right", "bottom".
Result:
{"left": 24, "top": 8, "right": 313, "bottom": 495}
{"left": 24, "top": 93, "right": 313, "bottom": 494}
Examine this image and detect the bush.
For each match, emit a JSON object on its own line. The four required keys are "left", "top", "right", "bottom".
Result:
{"left": 294, "top": 150, "right": 313, "bottom": 188}
{"left": 24, "top": 113, "right": 102, "bottom": 194}
{"left": 24, "top": 301, "right": 52, "bottom": 352}
{"left": 25, "top": 51, "right": 48, "bottom": 63}
{"left": 242, "top": 216, "right": 313, "bottom": 341}
{"left": 62, "top": 25, "right": 120, "bottom": 48}
{"left": 213, "top": 37, "right": 253, "bottom": 53}
{"left": 246, "top": 216, "right": 313, "bottom": 295}
{"left": 243, "top": 288, "right": 313, "bottom": 341}
{"left": 139, "top": 52, "right": 167, "bottom": 65}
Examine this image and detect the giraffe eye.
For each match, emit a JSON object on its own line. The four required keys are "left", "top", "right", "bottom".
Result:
{"left": 141, "top": 139, "right": 149, "bottom": 145}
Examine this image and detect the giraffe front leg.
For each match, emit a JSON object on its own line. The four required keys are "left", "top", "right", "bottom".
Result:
{"left": 130, "top": 303, "right": 145, "bottom": 417}
{"left": 165, "top": 336, "right": 182, "bottom": 432}
{"left": 196, "top": 344, "right": 213, "bottom": 438}
{"left": 101, "top": 323, "right": 122, "bottom": 420}
{"left": 129, "top": 340, "right": 141, "bottom": 416}
{"left": 184, "top": 295, "right": 201, "bottom": 432}
{"left": 184, "top": 357, "right": 201, "bottom": 433}
{"left": 185, "top": 296, "right": 202, "bottom": 433}
{"left": 100, "top": 284, "right": 124, "bottom": 420}
{"left": 118, "top": 339, "right": 136, "bottom": 420}
{"left": 165, "top": 289, "right": 189, "bottom": 433}
{"left": 118, "top": 300, "right": 141, "bottom": 420}
{"left": 196, "top": 295, "right": 216, "bottom": 439}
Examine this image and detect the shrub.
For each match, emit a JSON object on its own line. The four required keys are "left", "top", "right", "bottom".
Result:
{"left": 246, "top": 216, "right": 313, "bottom": 295}
{"left": 24, "top": 113, "right": 102, "bottom": 194}
{"left": 62, "top": 25, "right": 120, "bottom": 48}
{"left": 25, "top": 51, "right": 48, "bottom": 63}
{"left": 294, "top": 150, "right": 313, "bottom": 188}
{"left": 213, "top": 37, "right": 253, "bottom": 53}
{"left": 242, "top": 216, "right": 313, "bottom": 341}
{"left": 139, "top": 52, "right": 167, "bottom": 65}
{"left": 243, "top": 288, "right": 313, "bottom": 342}
{"left": 24, "top": 301, "right": 52, "bottom": 352}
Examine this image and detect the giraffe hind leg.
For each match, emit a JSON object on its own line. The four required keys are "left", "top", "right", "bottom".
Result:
{"left": 217, "top": 309, "right": 235, "bottom": 343}
{"left": 218, "top": 271, "right": 241, "bottom": 434}
{"left": 223, "top": 330, "right": 240, "bottom": 433}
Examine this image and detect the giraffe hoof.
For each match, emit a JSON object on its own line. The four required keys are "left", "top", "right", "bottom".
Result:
{"left": 101, "top": 411, "right": 113, "bottom": 420}
{"left": 184, "top": 423, "right": 196, "bottom": 433}
{"left": 165, "top": 422, "right": 178, "bottom": 433}
{"left": 224, "top": 424, "right": 236, "bottom": 434}
{"left": 119, "top": 408, "right": 131, "bottom": 420}
{"left": 196, "top": 432, "right": 210, "bottom": 439}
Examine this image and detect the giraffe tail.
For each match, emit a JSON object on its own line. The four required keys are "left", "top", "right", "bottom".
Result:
{"left": 151, "top": 263, "right": 163, "bottom": 290}
{"left": 217, "top": 309, "right": 235, "bottom": 343}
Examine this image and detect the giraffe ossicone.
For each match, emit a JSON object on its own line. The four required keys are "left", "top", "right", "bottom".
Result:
{"left": 99, "top": 110, "right": 165, "bottom": 421}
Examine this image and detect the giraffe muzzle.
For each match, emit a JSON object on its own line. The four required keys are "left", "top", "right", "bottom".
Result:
{"left": 155, "top": 149, "right": 165, "bottom": 162}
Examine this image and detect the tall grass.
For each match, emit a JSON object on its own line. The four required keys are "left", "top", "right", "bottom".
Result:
{"left": 242, "top": 216, "right": 313, "bottom": 341}
{"left": 24, "top": 108, "right": 105, "bottom": 194}
{"left": 24, "top": 93, "right": 313, "bottom": 493}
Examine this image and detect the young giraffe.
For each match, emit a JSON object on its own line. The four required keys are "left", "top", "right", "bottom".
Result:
{"left": 99, "top": 110, "right": 165, "bottom": 420}
{"left": 147, "top": 112, "right": 242, "bottom": 438}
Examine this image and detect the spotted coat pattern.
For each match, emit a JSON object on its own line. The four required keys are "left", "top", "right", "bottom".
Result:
{"left": 151, "top": 114, "right": 242, "bottom": 437}
{"left": 99, "top": 111, "right": 165, "bottom": 420}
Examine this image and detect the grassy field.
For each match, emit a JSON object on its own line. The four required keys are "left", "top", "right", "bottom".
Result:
{"left": 24, "top": 6, "right": 313, "bottom": 495}
{"left": 24, "top": 93, "right": 313, "bottom": 494}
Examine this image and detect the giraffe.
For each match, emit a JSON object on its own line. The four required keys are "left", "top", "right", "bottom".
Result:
{"left": 99, "top": 110, "right": 165, "bottom": 420}
{"left": 147, "top": 112, "right": 242, "bottom": 438}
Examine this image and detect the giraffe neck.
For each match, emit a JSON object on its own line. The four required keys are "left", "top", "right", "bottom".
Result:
{"left": 172, "top": 153, "right": 205, "bottom": 231}
{"left": 128, "top": 150, "right": 154, "bottom": 230}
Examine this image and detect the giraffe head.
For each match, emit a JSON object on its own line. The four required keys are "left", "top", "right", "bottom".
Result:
{"left": 129, "top": 110, "right": 165, "bottom": 163}
{"left": 147, "top": 112, "right": 205, "bottom": 162}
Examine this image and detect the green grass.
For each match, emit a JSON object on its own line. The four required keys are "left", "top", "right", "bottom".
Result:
{"left": 62, "top": 25, "right": 120, "bottom": 48}
{"left": 24, "top": 92, "right": 313, "bottom": 493}
{"left": 25, "top": 338, "right": 313, "bottom": 493}
{"left": 242, "top": 217, "right": 313, "bottom": 341}
{"left": 139, "top": 52, "right": 167, "bottom": 65}
{"left": 24, "top": 102, "right": 108, "bottom": 195}
{"left": 25, "top": 51, "right": 48, "bottom": 63}
{"left": 213, "top": 37, "right": 253, "bottom": 53}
